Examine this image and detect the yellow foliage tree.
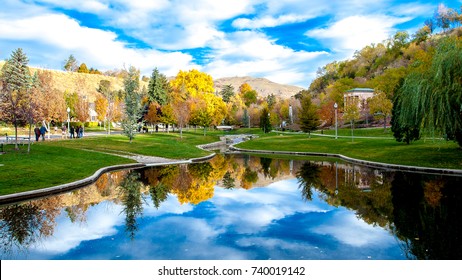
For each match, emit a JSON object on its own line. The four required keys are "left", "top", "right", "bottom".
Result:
{"left": 170, "top": 69, "right": 214, "bottom": 98}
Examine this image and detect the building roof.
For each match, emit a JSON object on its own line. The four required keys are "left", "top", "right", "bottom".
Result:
{"left": 346, "top": 88, "right": 374, "bottom": 93}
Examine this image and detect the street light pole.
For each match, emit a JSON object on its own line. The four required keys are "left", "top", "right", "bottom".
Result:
{"left": 67, "top": 107, "right": 70, "bottom": 137}
{"left": 334, "top": 102, "right": 338, "bottom": 140}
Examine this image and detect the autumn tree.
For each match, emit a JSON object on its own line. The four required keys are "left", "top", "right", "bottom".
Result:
{"left": 94, "top": 94, "right": 108, "bottom": 124}
{"left": 97, "top": 79, "right": 119, "bottom": 134}
{"left": 170, "top": 69, "right": 214, "bottom": 98}
{"left": 121, "top": 66, "right": 142, "bottom": 142}
{"left": 145, "top": 102, "right": 161, "bottom": 130}
{"left": 343, "top": 101, "right": 361, "bottom": 141}
{"left": 36, "top": 71, "right": 66, "bottom": 129}
{"left": 75, "top": 97, "right": 90, "bottom": 123}
{"left": 299, "top": 94, "right": 320, "bottom": 138}
{"left": 77, "top": 63, "right": 89, "bottom": 73}
{"left": 0, "top": 48, "right": 32, "bottom": 149}
{"left": 172, "top": 98, "right": 192, "bottom": 139}
{"left": 368, "top": 91, "right": 392, "bottom": 131}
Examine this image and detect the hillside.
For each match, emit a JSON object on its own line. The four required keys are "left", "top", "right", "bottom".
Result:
{"left": 214, "top": 76, "right": 304, "bottom": 100}
{"left": 1, "top": 61, "right": 303, "bottom": 101}
{"left": 0, "top": 61, "right": 147, "bottom": 103}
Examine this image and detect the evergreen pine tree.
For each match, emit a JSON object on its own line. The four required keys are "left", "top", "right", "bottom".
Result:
{"left": 299, "top": 94, "right": 320, "bottom": 138}
{"left": 220, "top": 84, "right": 234, "bottom": 103}
{"left": 122, "top": 66, "right": 142, "bottom": 143}
{"left": 147, "top": 68, "right": 169, "bottom": 105}
{"left": 0, "top": 48, "right": 32, "bottom": 149}
{"left": 259, "top": 107, "right": 272, "bottom": 133}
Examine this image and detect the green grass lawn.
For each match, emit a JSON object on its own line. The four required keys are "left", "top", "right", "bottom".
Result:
{"left": 236, "top": 132, "right": 462, "bottom": 169}
{"left": 314, "top": 127, "right": 393, "bottom": 137}
{"left": 50, "top": 132, "right": 216, "bottom": 159}
{"left": 0, "top": 144, "right": 134, "bottom": 195}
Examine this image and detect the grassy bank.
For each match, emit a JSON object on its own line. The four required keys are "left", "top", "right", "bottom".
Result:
{"left": 0, "top": 144, "right": 134, "bottom": 195}
{"left": 236, "top": 132, "right": 462, "bottom": 169}
{"left": 0, "top": 131, "right": 219, "bottom": 195}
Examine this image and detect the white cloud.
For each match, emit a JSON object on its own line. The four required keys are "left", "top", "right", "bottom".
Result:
{"left": 306, "top": 15, "right": 410, "bottom": 53}
{"left": 233, "top": 14, "right": 310, "bottom": 29}
{"left": 0, "top": 12, "right": 196, "bottom": 76}
{"left": 34, "top": 202, "right": 123, "bottom": 254}
{"left": 312, "top": 211, "right": 395, "bottom": 247}
{"left": 0, "top": 0, "right": 437, "bottom": 87}
{"left": 204, "top": 31, "right": 327, "bottom": 85}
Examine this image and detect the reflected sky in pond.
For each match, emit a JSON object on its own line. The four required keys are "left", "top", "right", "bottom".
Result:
{"left": 1, "top": 154, "right": 461, "bottom": 260}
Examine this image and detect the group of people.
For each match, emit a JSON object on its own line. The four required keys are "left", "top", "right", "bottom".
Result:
{"left": 61, "top": 125, "right": 84, "bottom": 139}
{"left": 34, "top": 124, "right": 84, "bottom": 141}
{"left": 34, "top": 125, "right": 48, "bottom": 141}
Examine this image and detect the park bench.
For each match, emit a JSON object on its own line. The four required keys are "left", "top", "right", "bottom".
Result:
{"left": 4, "top": 134, "right": 31, "bottom": 146}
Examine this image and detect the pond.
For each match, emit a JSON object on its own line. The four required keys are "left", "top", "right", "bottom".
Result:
{"left": 1, "top": 154, "right": 461, "bottom": 260}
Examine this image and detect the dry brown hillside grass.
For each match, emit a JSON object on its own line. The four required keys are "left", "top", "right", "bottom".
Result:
{"left": 214, "top": 76, "right": 304, "bottom": 100}
{"left": 1, "top": 60, "right": 303, "bottom": 102}
{"left": 0, "top": 61, "right": 147, "bottom": 103}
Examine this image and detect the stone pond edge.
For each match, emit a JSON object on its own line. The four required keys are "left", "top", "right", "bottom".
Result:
{"left": 229, "top": 145, "right": 462, "bottom": 176}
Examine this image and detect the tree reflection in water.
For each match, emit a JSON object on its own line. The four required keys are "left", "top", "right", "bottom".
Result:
{"left": 0, "top": 196, "right": 61, "bottom": 258}
{"left": 391, "top": 172, "right": 462, "bottom": 259}
{"left": 1, "top": 154, "right": 461, "bottom": 259}
{"left": 296, "top": 161, "right": 321, "bottom": 201}
{"left": 296, "top": 160, "right": 462, "bottom": 259}
{"left": 118, "top": 171, "right": 145, "bottom": 240}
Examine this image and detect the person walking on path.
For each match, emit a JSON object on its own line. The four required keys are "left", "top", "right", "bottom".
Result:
{"left": 61, "top": 125, "right": 67, "bottom": 139}
{"left": 78, "top": 125, "right": 83, "bottom": 138}
{"left": 70, "top": 126, "right": 75, "bottom": 139}
{"left": 40, "top": 125, "right": 47, "bottom": 141}
{"left": 34, "top": 126, "right": 41, "bottom": 141}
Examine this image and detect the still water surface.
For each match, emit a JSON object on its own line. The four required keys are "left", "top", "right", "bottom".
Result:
{"left": 1, "top": 154, "right": 461, "bottom": 260}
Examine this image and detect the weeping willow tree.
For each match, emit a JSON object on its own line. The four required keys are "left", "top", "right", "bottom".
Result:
{"left": 392, "top": 36, "right": 462, "bottom": 146}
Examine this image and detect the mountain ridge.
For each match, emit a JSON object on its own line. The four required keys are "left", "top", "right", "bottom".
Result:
{"left": 214, "top": 76, "right": 304, "bottom": 100}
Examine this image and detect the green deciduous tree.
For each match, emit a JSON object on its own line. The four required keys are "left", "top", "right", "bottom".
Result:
{"left": 393, "top": 36, "right": 462, "bottom": 146}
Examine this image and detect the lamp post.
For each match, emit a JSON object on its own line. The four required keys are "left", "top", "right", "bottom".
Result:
{"left": 334, "top": 102, "right": 338, "bottom": 140}
{"left": 289, "top": 104, "right": 293, "bottom": 124}
{"left": 66, "top": 107, "right": 70, "bottom": 135}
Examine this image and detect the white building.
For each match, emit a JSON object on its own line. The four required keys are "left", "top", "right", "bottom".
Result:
{"left": 343, "top": 88, "right": 375, "bottom": 109}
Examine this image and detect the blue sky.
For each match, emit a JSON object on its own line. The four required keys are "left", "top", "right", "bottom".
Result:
{"left": 0, "top": 0, "right": 460, "bottom": 87}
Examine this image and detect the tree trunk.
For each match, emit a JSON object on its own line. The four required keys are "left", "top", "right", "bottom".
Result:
{"left": 351, "top": 120, "right": 354, "bottom": 142}
{"left": 14, "top": 121, "right": 19, "bottom": 150}
{"left": 27, "top": 121, "right": 32, "bottom": 153}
